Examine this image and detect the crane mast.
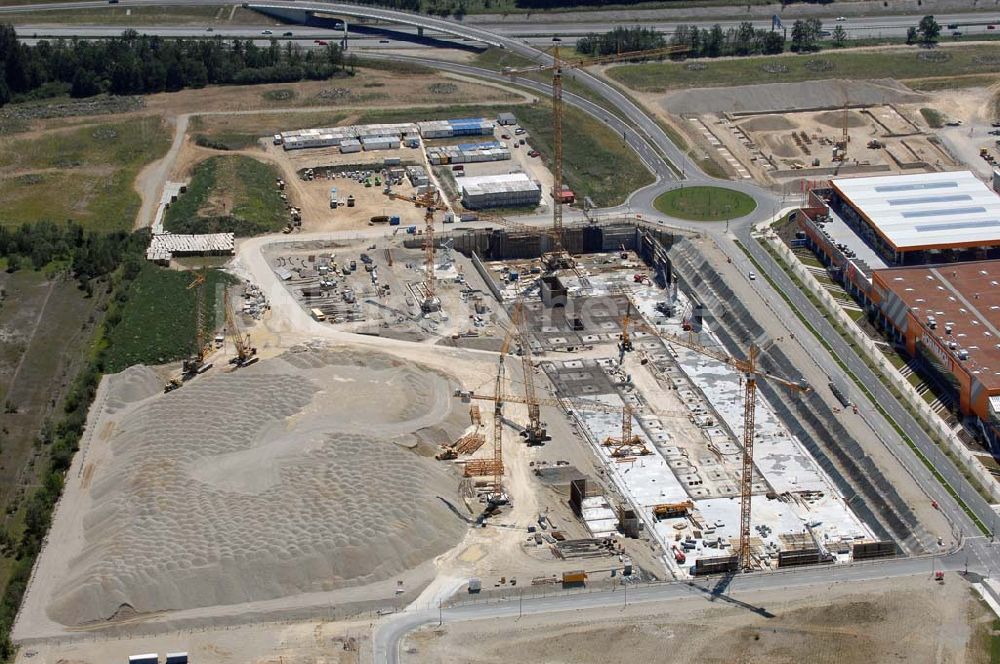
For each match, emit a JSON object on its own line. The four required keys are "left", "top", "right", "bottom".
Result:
{"left": 419, "top": 189, "right": 441, "bottom": 312}
{"left": 615, "top": 291, "right": 808, "bottom": 571}
{"left": 739, "top": 346, "right": 759, "bottom": 572}
{"left": 551, "top": 44, "right": 565, "bottom": 258}
{"left": 504, "top": 44, "right": 687, "bottom": 270}
{"left": 510, "top": 299, "right": 546, "bottom": 444}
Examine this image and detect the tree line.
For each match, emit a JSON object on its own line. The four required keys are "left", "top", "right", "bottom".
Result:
{"left": 0, "top": 221, "right": 151, "bottom": 660}
{"left": 0, "top": 25, "right": 351, "bottom": 106}
{"left": 576, "top": 26, "right": 665, "bottom": 57}
{"left": 0, "top": 220, "right": 144, "bottom": 288}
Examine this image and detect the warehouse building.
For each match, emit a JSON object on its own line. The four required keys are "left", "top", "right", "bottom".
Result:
{"left": 796, "top": 171, "right": 1000, "bottom": 304}
{"left": 461, "top": 173, "right": 541, "bottom": 209}
{"left": 426, "top": 141, "right": 510, "bottom": 165}
{"left": 417, "top": 118, "right": 494, "bottom": 139}
{"left": 870, "top": 260, "right": 1000, "bottom": 452}
{"left": 827, "top": 171, "right": 1000, "bottom": 266}
{"left": 497, "top": 112, "right": 517, "bottom": 126}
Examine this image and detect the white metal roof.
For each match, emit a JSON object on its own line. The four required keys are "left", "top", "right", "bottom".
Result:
{"left": 832, "top": 171, "right": 1000, "bottom": 251}
{"left": 461, "top": 173, "right": 540, "bottom": 196}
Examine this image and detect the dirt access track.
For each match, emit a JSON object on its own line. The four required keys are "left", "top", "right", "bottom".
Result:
{"left": 134, "top": 70, "right": 532, "bottom": 230}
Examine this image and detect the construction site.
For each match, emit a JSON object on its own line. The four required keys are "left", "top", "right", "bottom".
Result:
{"left": 7, "top": 46, "right": 971, "bottom": 664}
{"left": 659, "top": 80, "right": 963, "bottom": 183}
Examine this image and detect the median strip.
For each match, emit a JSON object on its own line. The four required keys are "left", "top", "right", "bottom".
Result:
{"left": 734, "top": 238, "right": 989, "bottom": 536}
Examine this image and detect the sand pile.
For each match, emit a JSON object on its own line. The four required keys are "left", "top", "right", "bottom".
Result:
{"left": 103, "top": 365, "right": 162, "bottom": 414}
{"left": 49, "top": 347, "right": 467, "bottom": 626}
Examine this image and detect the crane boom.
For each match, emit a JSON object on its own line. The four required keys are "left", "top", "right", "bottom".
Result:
{"left": 510, "top": 300, "right": 545, "bottom": 444}
{"left": 617, "top": 289, "right": 808, "bottom": 571}
{"left": 504, "top": 44, "right": 686, "bottom": 271}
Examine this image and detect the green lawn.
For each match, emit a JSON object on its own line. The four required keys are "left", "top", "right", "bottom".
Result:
{"left": 105, "top": 264, "right": 233, "bottom": 372}
{"left": 164, "top": 155, "right": 287, "bottom": 236}
{"left": 654, "top": 186, "right": 756, "bottom": 221}
{"left": 607, "top": 44, "right": 1000, "bottom": 92}
{"left": 920, "top": 107, "right": 945, "bottom": 128}
{"left": 0, "top": 116, "right": 170, "bottom": 231}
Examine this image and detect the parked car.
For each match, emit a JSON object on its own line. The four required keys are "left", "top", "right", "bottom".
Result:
{"left": 528, "top": 150, "right": 540, "bottom": 157}
{"left": 501, "top": 134, "right": 511, "bottom": 140}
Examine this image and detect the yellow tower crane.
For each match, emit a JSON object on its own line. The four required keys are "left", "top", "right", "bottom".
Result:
{"left": 224, "top": 288, "right": 257, "bottom": 368}
{"left": 504, "top": 44, "right": 688, "bottom": 268}
{"left": 622, "top": 304, "right": 810, "bottom": 571}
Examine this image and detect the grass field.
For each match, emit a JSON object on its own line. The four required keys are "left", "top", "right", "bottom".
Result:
{"left": 654, "top": 186, "right": 756, "bottom": 221}
{"left": 0, "top": 5, "right": 268, "bottom": 24}
{"left": 0, "top": 271, "right": 102, "bottom": 591}
{"left": 516, "top": 103, "right": 653, "bottom": 207}
{"left": 164, "top": 156, "right": 286, "bottom": 236}
{"left": 191, "top": 111, "right": 349, "bottom": 150}
{"left": 606, "top": 44, "right": 1000, "bottom": 92}
{"left": 0, "top": 116, "right": 171, "bottom": 231}
{"left": 105, "top": 264, "right": 233, "bottom": 373}
{"left": 920, "top": 107, "right": 945, "bottom": 128}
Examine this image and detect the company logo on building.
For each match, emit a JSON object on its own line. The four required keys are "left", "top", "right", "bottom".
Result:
{"left": 921, "top": 333, "right": 950, "bottom": 366}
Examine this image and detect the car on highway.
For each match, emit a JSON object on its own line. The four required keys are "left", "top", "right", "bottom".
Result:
{"left": 992, "top": 121, "right": 1000, "bottom": 127}
{"left": 945, "top": 119, "right": 962, "bottom": 126}
{"left": 952, "top": 30, "right": 963, "bottom": 37}
{"left": 261, "top": 29, "right": 273, "bottom": 35}
{"left": 835, "top": 16, "right": 846, "bottom": 21}
{"left": 206, "top": 27, "right": 213, "bottom": 32}
{"left": 748, "top": 271, "right": 756, "bottom": 280}
{"left": 379, "top": 39, "right": 390, "bottom": 43}
{"left": 990, "top": 24, "right": 997, "bottom": 29}
{"left": 315, "top": 39, "right": 328, "bottom": 45}
{"left": 283, "top": 31, "right": 294, "bottom": 37}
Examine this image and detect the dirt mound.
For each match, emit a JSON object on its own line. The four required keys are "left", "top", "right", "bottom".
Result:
{"left": 740, "top": 116, "right": 794, "bottom": 132}
{"left": 814, "top": 110, "right": 868, "bottom": 129}
{"left": 48, "top": 347, "right": 467, "bottom": 626}
{"left": 663, "top": 79, "right": 926, "bottom": 116}
{"left": 103, "top": 365, "right": 162, "bottom": 414}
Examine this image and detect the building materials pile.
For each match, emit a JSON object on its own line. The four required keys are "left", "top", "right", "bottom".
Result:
{"left": 146, "top": 233, "right": 235, "bottom": 264}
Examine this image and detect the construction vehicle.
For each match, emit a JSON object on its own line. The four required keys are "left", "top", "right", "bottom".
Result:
{"left": 164, "top": 268, "right": 212, "bottom": 392}
{"left": 468, "top": 390, "right": 686, "bottom": 458}
{"left": 504, "top": 44, "right": 687, "bottom": 271}
{"left": 224, "top": 288, "right": 257, "bottom": 368}
{"left": 510, "top": 298, "right": 547, "bottom": 445}
{"left": 619, "top": 291, "right": 809, "bottom": 571}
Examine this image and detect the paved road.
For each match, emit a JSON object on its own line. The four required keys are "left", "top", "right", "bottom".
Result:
{"left": 373, "top": 544, "right": 1000, "bottom": 663}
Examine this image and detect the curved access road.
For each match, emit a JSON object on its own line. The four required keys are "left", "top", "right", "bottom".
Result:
{"left": 0, "top": 0, "right": 780, "bottom": 227}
